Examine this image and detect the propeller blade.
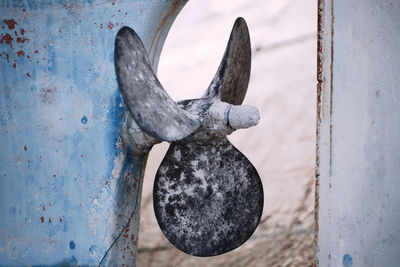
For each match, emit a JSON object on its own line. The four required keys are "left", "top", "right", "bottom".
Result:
{"left": 203, "top": 17, "right": 251, "bottom": 105}
{"left": 153, "top": 137, "right": 263, "bottom": 257}
{"left": 115, "top": 26, "right": 200, "bottom": 142}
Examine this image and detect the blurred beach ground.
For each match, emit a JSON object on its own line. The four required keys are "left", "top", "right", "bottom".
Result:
{"left": 137, "top": 0, "right": 317, "bottom": 266}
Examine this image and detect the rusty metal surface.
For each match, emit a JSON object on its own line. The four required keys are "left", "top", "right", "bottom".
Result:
{"left": 0, "top": 0, "right": 187, "bottom": 265}
{"left": 317, "top": 0, "right": 400, "bottom": 266}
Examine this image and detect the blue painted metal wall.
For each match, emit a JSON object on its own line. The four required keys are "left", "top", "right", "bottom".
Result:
{"left": 0, "top": 0, "right": 186, "bottom": 265}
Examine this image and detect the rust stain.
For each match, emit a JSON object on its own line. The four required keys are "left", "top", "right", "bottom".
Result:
{"left": 40, "top": 216, "right": 44, "bottom": 223}
{"left": 24, "top": 145, "right": 27, "bottom": 151}
{"left": 321, "top": 77, "right": 328, "bottom": 119}
{"left": 39, "top": 87, "right": 57, "bottom": 104}
{"left": 3, "top": 19, "right": 17, "bottom": 30}
{"left": 1, "top": 33, "right": 13, "bottom": 46}
{"left": 148, "top": 0, "right": 183, "bottom": 66}
{"left": 63, "top": 3, "right": 81, "bottom": 15}
{"left": 315, "top": 0, "right": 325, "bottom": 265}
{"left": 16, "top": 37, "right": 29, "bottom": 43}
{"left": 315, "top": 0, "right": 334, "bottom": 264}
{"left": 26, "top": 73, "right": 31, "bottom": 78}
{"left": 17, "top": 50, "right": 25, "bottom": 56}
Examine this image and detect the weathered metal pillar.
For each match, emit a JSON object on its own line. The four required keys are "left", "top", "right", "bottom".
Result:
{"left": 0, "top": 0, "right": 187, "bottom": 265}
{"left": 316, "top": 0, "right": 400, "bottom": 266}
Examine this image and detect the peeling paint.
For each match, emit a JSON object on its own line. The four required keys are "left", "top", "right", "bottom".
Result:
{"left": 0, "top": 0, "right": 188, "bottom": 265}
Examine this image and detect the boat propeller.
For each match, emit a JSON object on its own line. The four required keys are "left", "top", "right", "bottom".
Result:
{"left": 114, "top": 17, "right": 264, "bottom": 257}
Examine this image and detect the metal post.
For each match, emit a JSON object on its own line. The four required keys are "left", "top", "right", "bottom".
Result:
{"left": 0, "top": 0, "right": 187, "bottom": 265}
{"left": 317, "top": 0, "right": 400, "bottom": 266}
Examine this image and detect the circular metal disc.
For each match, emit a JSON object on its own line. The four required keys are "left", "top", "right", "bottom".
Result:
{"left": 153, "top": 138, "right": 263, "bottom": 256}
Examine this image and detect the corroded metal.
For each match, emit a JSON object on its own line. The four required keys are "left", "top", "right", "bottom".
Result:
{"left": 116, "top": 17, "right": 263, "bottom": 257}
{"left": 154, "top": 136, "right": 263, "bottom": 256}
{"left": 317, "top": 0, "right": 400, "bottom": 266}
{"left": 0, "top": 0, "right": 187, "bottom": 265}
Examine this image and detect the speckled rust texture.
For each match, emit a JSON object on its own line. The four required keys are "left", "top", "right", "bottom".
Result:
{"left": 154, "top": 136, "right": 263, "bottom": 256}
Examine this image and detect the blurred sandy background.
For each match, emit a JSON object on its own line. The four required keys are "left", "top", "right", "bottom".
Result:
{"left": 137, "top": 0, "right": 317, "bottom": 266}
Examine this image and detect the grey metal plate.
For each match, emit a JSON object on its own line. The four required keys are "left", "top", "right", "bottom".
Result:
{"left": 154, "top": 138, "right": 263, "bottom": 256}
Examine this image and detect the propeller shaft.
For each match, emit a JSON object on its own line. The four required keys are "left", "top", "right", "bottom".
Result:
{"left": 210, "top": 102, "right": 260, "bottom": 135}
